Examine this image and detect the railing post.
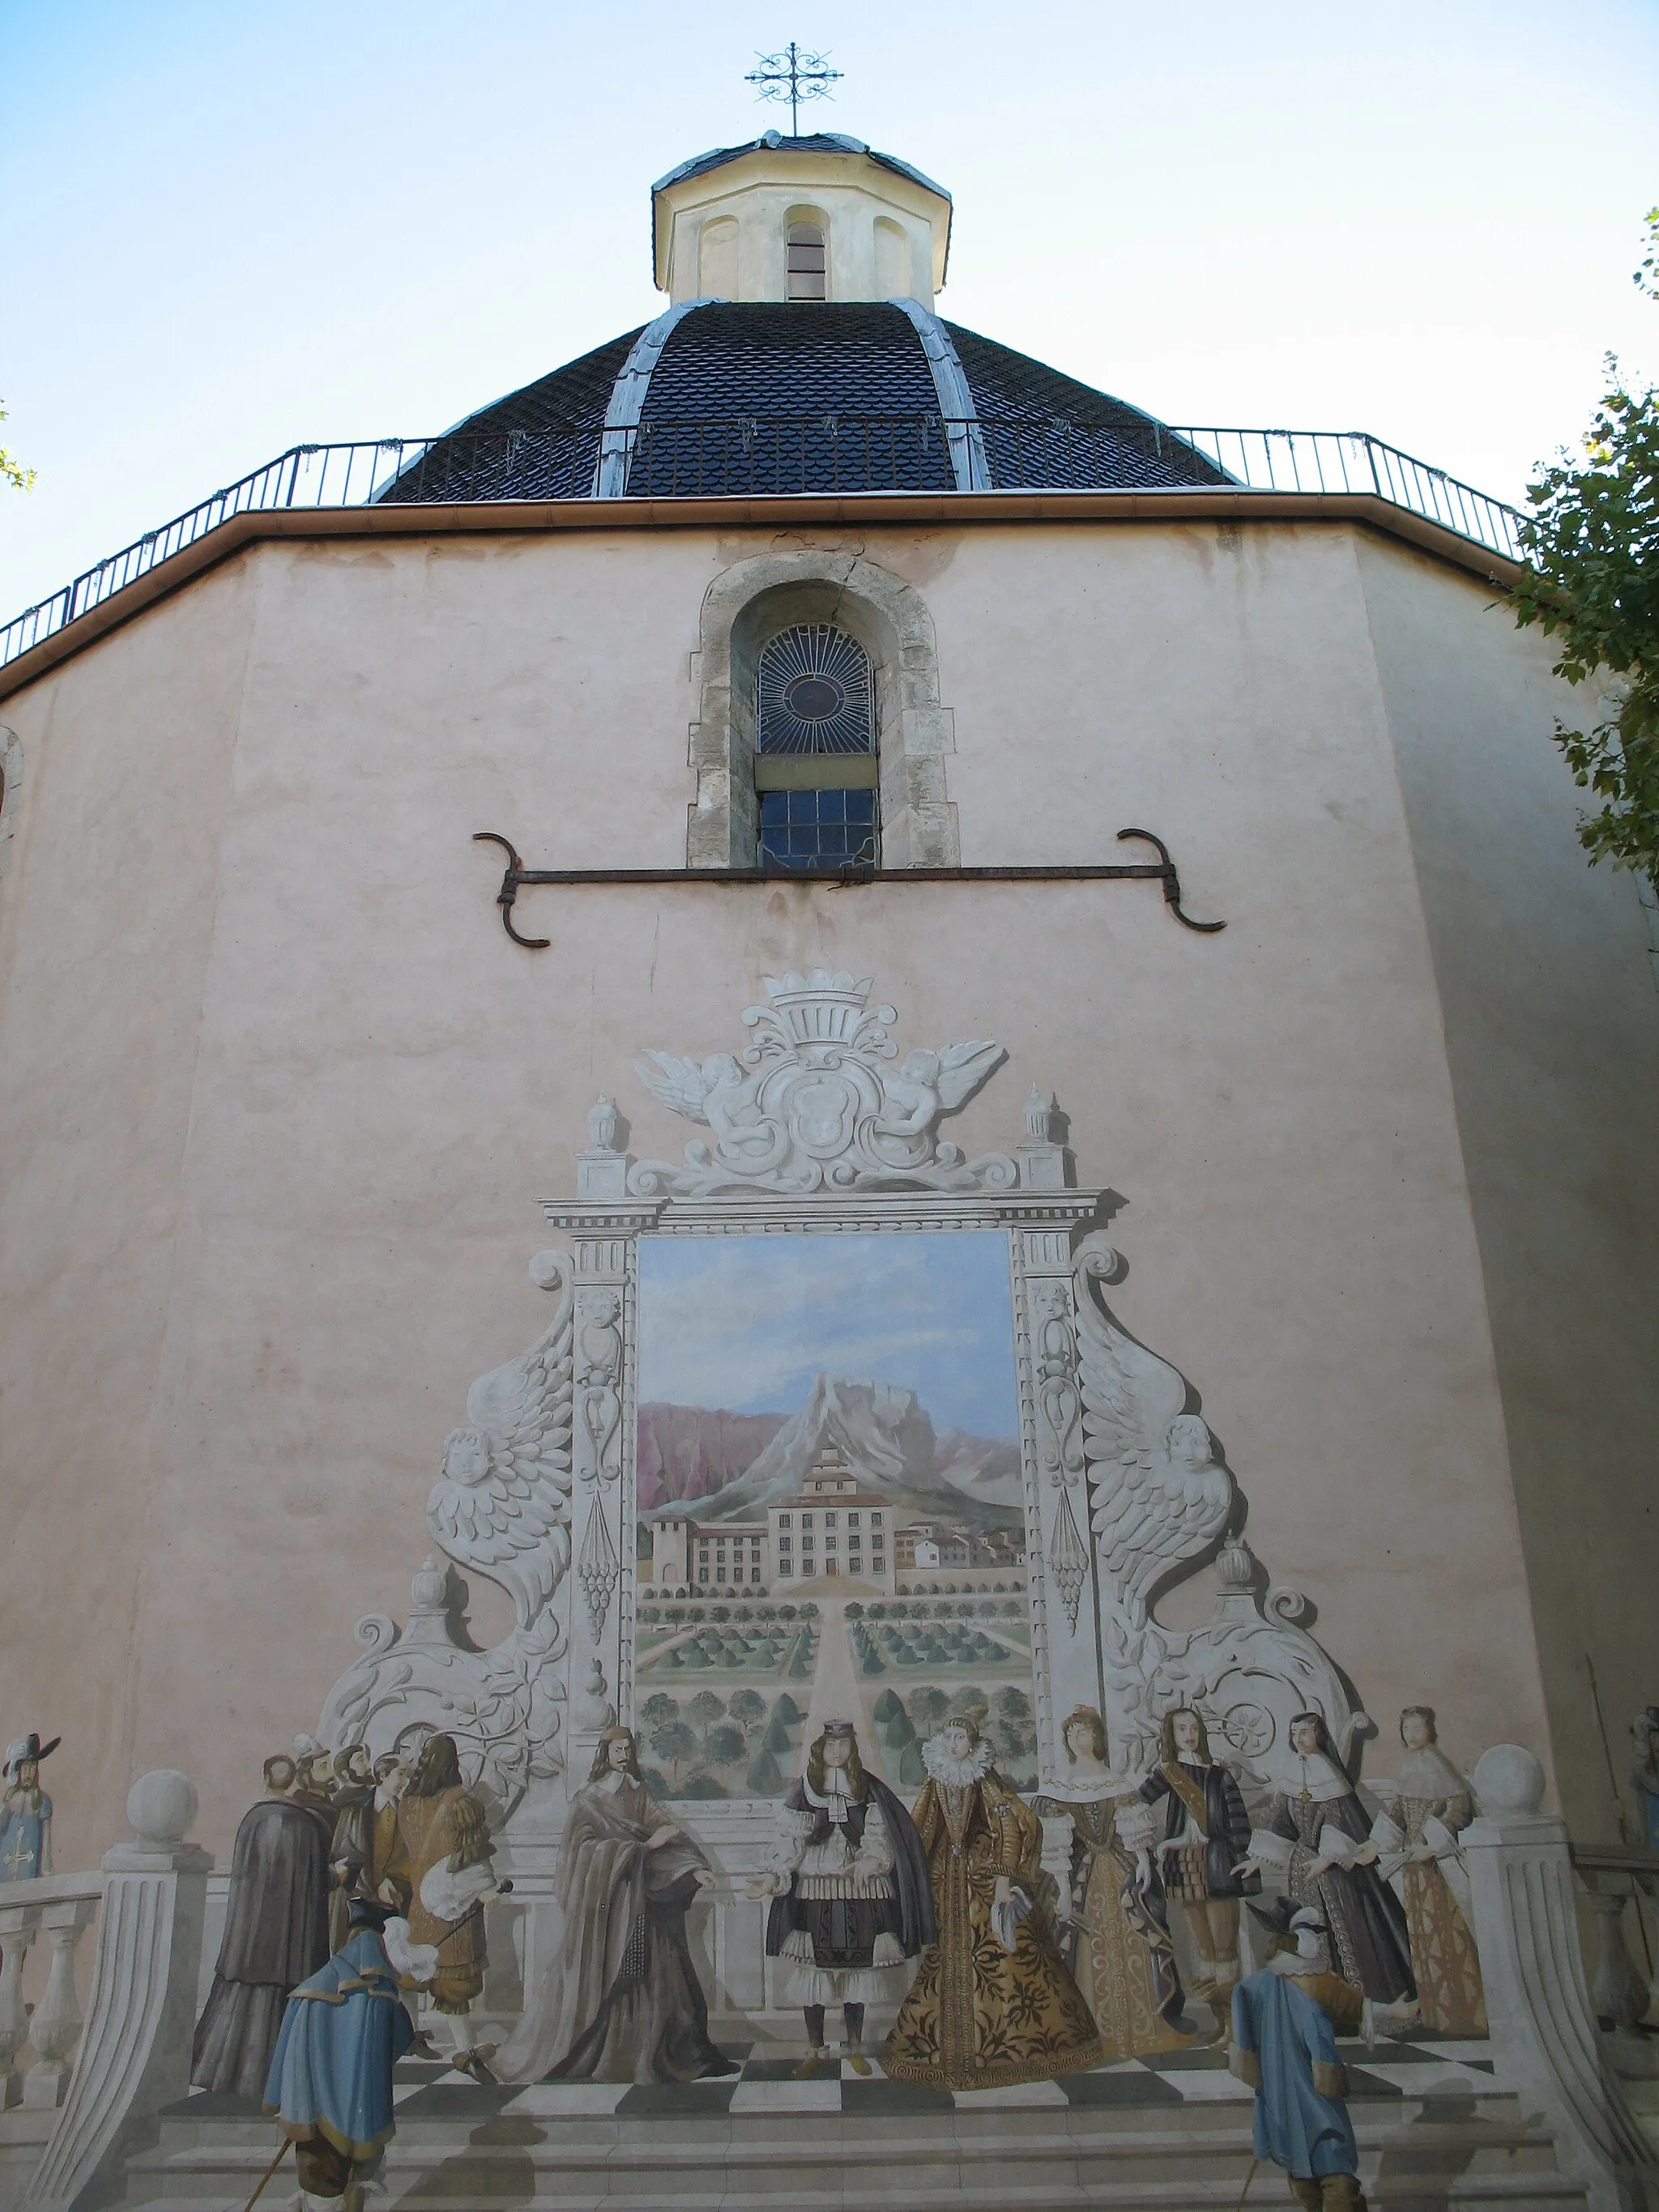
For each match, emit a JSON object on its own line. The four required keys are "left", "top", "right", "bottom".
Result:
{"left": 21, "top": 1899, "right": 99, "bottom": 2110}
{"left": 1462, "top": 1745, "right": 1658, "bottom": 2212}
{"left": 25, "top": 1772, "right": 211, "bottom": 2212}
{"left": 0, "top": 1901, "right": 41, "bottom": 2107}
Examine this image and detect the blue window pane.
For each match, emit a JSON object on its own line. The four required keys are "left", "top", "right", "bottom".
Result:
{"left": 759, "top": 787, "right": 879, "bottom": 868}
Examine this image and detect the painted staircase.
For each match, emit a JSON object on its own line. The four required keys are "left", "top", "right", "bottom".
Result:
{"left": 116, "top": 2038, "right": 1589, "bottom": 2212}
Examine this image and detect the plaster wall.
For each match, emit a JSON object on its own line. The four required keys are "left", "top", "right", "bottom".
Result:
{"left": 1355, "top": 534, "right": 1659, "bottom": 1843}
{"left": 0, "top": 517, "right": 1618, "bottom": 1868}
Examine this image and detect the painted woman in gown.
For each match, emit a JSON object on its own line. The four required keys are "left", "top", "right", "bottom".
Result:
{"left": 1370, "top": 1707, "right": 1485, "bottom": 2035}
{"left": 882, "top": 1714, "right": 1103, "bottom": 2091}
{"left": 1032, "top": 1706, "right": 1191, "bottom": 2060}
{"left": 496, "top": 1728, "right": 736, "bottom": 2085}
{"left": 1270, "top": 1712, "right": 1414, "bottom": 2008}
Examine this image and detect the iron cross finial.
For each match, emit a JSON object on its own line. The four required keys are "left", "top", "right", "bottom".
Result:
{"left": 744, "top": 42, "right": 842, "bottom": 137}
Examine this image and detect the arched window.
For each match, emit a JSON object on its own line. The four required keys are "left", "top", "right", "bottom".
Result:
{"left": 787, "top": 222, "right": 826, "bottom": 301}
{"left": 754, "top": 624, "right": 876, "bottom": 869}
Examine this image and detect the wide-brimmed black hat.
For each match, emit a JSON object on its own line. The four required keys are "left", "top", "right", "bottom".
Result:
{"left": 4, "top": 1734, "right": 60, "bottom": 1777}
{"left": 1248, "top": 1895, "right": 1325, "bottom": 1942}
{"left": 345, "top": 1892, "right": 399, "bottom": 1932}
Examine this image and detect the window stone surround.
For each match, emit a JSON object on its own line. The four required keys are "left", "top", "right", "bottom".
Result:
{"left": 685, "top": 550, "right": 961, "bottom": 869}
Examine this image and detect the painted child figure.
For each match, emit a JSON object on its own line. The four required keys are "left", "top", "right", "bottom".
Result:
{"left": 1230, "top": 1900, "right": 1367, "bottom": 2212}
{"left": 0, "top": 1734, "right": 59, "bottom": 1882}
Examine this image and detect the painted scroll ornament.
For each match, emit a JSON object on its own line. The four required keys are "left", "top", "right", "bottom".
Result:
{"left": 1067, "top": 1231, "right": 1365, "bottom": 1787}
{"left": 316, "top": 1250, "right": 576, "bottom": 1820}
{"left": 629, "top": 970, "right": 1018, "bottom": 1195}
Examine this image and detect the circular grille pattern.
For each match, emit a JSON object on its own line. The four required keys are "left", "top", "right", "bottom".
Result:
{"left": 756, "top": 624, "right": 874, "bottom": 753}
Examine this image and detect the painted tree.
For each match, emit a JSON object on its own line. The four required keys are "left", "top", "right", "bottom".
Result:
{"left": 1513, "top": 209, "right": 1659, "bottom": 878}
{"left": 728, "top": 1688, "right": 766, "bottom": 1734}
{"left": 688, "top": 1690, "right": 727, "bottom": 1746}
{"left": 650, "top": 1720, "right": 697, "bottom": 1787}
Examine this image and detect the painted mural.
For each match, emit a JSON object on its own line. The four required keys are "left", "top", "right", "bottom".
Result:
{"left": 632, "top": 1230, "right": 1037, "bottom": 1802}
{"left": 6, "top": 968, "right": 1646, "bottom": 2212}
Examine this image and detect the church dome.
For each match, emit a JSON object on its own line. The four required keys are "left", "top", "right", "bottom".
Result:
{"left": 377, "top": 131, "right": 1229, "bottom": 504}
{"left": 376, "top": 302, "right": 1228, "bottom": 502}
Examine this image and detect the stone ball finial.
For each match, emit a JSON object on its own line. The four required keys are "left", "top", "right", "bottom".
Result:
{"left": 126, "top": 1769, "right": 197, "bottom": 1850}
{"left": 1213, "top": 1536, "right": 1256, "bottom": 1591}
{"left": 529, "top": 1249, "right": 567, "bottom": 1293}
{"left": 1472, "top": 1743, "right": 1546, "bottom": 1815}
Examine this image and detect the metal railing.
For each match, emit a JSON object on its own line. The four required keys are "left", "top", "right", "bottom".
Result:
{"left": 0, "top": 420, "right": 1525, "bottom": 671}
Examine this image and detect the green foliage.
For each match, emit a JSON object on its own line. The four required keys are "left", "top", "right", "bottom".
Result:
{"left": 872, "top": 1689, "right": 903, "bottom": 1724}
{"left": 773, "top": 1693, "right": 802, "bottom": 1724}
{"left": 898, "top": 1740, "right": 927, "bottom": 1787}
{"left": 1513, "top": 209, "right": 1659, "bottom": 876}
{"left": 0, "top": 404, "right": 34, "bottom": 495}
{"left": 728, "top": 1688, "right": 766, "bottom": 1730}
{"left": 680, "top": 1771, "right": 729, "bottom": 1800}
{"left": 650, "top": 1720, "right": 696, "bottom": 1775}
{"left": 747, "top": 1747, "right": 784, "bottom": 1794}
{"left": 705, "top": 1723, "right": 747, "bottom": 1764}
{"left": 640, "top": 1691, "right": 679, "bottom": 1731}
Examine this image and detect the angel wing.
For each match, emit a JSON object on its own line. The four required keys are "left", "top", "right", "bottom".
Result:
{"left": 932, "top": 1040, "right": 1007, "bottom": 1114}
{"left": 426, "top": 1259, "right": 576, "bottom": 1632}
{"left": 634, "top": 1051, "right": 716, "bottom": 1125}
{"left": 1076, "top": 1285, "right": 1232, "bottom": 1625}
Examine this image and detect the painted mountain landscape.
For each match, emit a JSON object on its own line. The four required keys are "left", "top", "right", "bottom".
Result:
{"left": 634, "top": 1230, "right": 1025, "bottom": 1527}
{"left": 631, "top": 1230, "right": 1038, "bottom": 1801}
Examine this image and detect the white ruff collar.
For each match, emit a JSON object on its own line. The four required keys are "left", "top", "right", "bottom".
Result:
{"left": 923, "top": 1737, "right": 995, "bottom": 1789}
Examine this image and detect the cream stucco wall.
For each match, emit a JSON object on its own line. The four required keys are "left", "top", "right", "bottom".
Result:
{"left": 0, "top": 515, "right": 1648, "bottom": 1869}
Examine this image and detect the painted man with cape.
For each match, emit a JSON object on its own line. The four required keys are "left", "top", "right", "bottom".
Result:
{"left": 264, "top": 1893, "right": 429, "bottom": 2209}
{"left": 496, "top": 1727, "right": 736, "bottom": 2083}
{"left": 1230, "top": 1899, "right": 1367, "bottom": 2210}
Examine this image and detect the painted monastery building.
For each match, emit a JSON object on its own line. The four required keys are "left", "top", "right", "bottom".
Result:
{"left": 0, "top": 124, "right": 1657, "bottom": 2212}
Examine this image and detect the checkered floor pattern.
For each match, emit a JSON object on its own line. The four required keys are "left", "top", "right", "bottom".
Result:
{"left": 343, "top": 2036, "right": 1500, "bottom": 2121}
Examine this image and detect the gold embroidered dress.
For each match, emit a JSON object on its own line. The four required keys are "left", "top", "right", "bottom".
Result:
{"left": 1032, "top": 1786, "right": 1190, "bottom": 2061}
{"left": 1374, "top": 1749, "right": 1486, "bottom": 2035}
{"left": 882, "top": 1745, "right": 1102, "bottom": 2091}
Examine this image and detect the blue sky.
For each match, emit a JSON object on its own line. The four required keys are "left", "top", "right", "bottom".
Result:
{"left": 2, "top": 0, "right": 1657, "bottom": 620}
{"left": 637, "top": 1230, "right": 1020, "bottom": 1437}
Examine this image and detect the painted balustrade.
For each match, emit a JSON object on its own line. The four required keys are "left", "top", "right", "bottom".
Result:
{"left": 0, "top": 1879, "right": 104, "bottom": 2117}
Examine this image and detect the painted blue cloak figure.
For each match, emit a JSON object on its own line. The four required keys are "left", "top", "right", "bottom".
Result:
{"left": 265, "top": 1895, "right": 427, "bottom": 2208}
{"left": 1230, "top": 1900, "right": 1367, "bottom": 2212}
{"left": 0, "top": 1734, "right": 58, "bottom": 1883}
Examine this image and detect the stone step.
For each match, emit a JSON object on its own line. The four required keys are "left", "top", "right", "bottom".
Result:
{"left": 120, "top": 2112, "right": 1583, "bottom": 2211}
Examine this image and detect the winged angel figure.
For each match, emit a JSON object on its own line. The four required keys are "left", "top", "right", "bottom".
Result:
{"left": 1075, "top": 1245, "right": 1234, "bottom": 1632}
{"left": 320, "top": 1252, "right": 575, "bottom": 1819}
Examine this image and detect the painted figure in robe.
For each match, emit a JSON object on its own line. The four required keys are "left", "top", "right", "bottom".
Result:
{"left": 395, "top": 1732, "right": 500, "bottom": 2082}
{"left": 1270, "top": 1712, "right": 1414, "bottom": 2007}
{"left": 1631, "top": 1709, "right": 1659, "bottom": 1852}
{"left": 497, "top": 1727, "right": 735, "bottom": 2084}
{"left": 748, "top": 1720, "right": 935, "bottom": 2078}
{"left": 1032, "top": 1705, "right": 1192, "bottom": 2061}
{"left": 1230, "top": 1898, "right": 1368, "bottom": 2212}
{"left": 1369, "top": 1707, "right": 1485, "bottom": 2035}
{"left": 0, "top": 1733, "right": 58, "bottom": 1883}
{"left": 264, "top": 1891, "right": 433, "bottom": 2211}
{"left": 882, "top": 1713, "right": 1102, "bottom": 2091}
{"left": 1139, "top": 1706, "right": 1260, "bottom": 2016}
{"left": 191, "top": 1753, "right": 331, "bottom": 2099}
